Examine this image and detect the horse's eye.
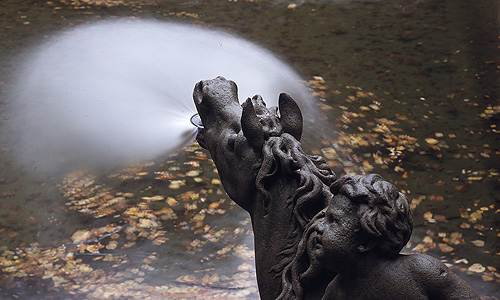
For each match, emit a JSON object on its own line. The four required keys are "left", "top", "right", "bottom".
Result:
{"left": 326, "top": 211, "right": 334, "bottom": 223}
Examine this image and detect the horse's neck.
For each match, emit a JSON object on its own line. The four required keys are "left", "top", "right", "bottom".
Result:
{"left": 250, "top": 174, "right": 297, "bottom": 239}
{"left": 249, "top": 177, "right": 299, "bottom": 300}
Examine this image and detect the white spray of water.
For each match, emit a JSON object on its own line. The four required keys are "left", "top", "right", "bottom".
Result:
{"left": 8, "top": 20, "right": 316, "bottom": 174}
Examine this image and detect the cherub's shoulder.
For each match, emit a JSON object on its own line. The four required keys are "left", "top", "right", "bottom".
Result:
{"left": 401, "top": 253, "right": 448, "bottom": 274}
{"left": 397, "top": 254, "right": 481, "bottom": 300}
{"left": 386, "top": 254, "right": 450, "bottom": 285}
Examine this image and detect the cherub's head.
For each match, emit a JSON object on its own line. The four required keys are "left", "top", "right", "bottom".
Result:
{"left": 307, "top": 174, "right": 413, "bottom": 271}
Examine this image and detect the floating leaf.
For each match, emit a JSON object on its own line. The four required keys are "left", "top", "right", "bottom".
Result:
{"left": 423, "top": 236, "right": 433, "bottom": 243}
{"left": 169, "top": 180, "right": 185, "bottom": 189}
{"left": 165, "top": 197, "right": 178, "bottom": 206}
{"left": 455, "top": 258, "right": 469, "bottom": 264}
{"left": 321, "top": 147, "right": 338, "bottom": 160}
{"left": 106, "top": 241, "right": 118, "bottom": 250}
{"left": 138, "top": 218, "right": 153, "bottom": 228}
{"left": 186, "top": 170, "right": 200, "bottom": 177}
{"left": 438, "top": 243, "right": 454, "bottom": 253}
{"left": 425, "top": 138, "right": 439, "bottom": 145}
{"left": 176, "top": 275, "right": 196, "bottom": 283}
{"left": 481, "top": 274, "right": 494, "bottom": 281}
{"left": 468, "top": 263, "right": 485, "bottom": 273}
{"left": 152, "top": 237, "right": 167, "bottom": 245}
{"left": 471, "top": 240, "right": 485, "bottom": 247}
{"left": 237, "top": 263, "right": 253, "bottom": 271}
{"left": 434, "top": 215, "right": 447, "bottom": 222}
{"left": 71, "top": 230, "right": 91, "bottom": 244}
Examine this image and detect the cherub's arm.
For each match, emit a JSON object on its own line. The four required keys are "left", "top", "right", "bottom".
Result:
{"left": 412, "top": 254, "right": 481, "bottom": 300}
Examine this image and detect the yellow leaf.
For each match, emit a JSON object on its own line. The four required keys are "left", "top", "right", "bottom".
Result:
{"left": 423, "top": 236, "right": 433, "bottom": 243}
{"left": 169, "top": 180, "right": 185, "bottom": 189}
{"left": 468, "top": 263, "right": 485, "bottom": 273}
{"left": 471, "top": 240, "right": 485, "bottom": 247}
{"left": 71, "top": 230, "right": 90, "bottom": 244}
{"left": 434, "top": 215, "right": 447, "bottom": 222}
{"left": 138, "top": 218, "right": 153, "bottom": 228}
{"left": 425, "top": 138, "right": 439, "bottom": 145}
{"left": 106, "top": 241, "right": 118, "bottom": 250}
{"left": 469, "top": 211, "right": 483, "bottom": 221}
{"left": 438, "top": 243, "right": 454, "bottom": 253}
{"left": 86, "top": 245, "right": 99, "bottom": 253}
{"left": 176, "top": 275, "right": 196, "bottom": 283}
{"left": 166, "top": 197, "right": 178, "bottom": 206}
{"left": 209, "top": 202, "right": 220, "bottom": 209}
{"left": 237, "top": 263, "right": 253, "bottom": 271}
{"left": 152, "top": 237, "right": 167, "bottom": 245}
{"left": 481, "top": 274, "right": 494, "bottom": 281}
{"left": 321, "top": 148, "right": 338, "bottom": 160}
{"left": 186, "top": 170, "right": 200, "bottom": 177}
{"left": 193, "top": 213, "right": 205, "bottom": 223}
{"left": 459, "top": 222, "right": 471, "bottom": 229}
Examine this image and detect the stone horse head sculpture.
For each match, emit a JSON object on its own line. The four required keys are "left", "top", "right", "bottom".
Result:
{"left": 192, "top": 77, "right": 481, "bottom": 300}
{"left": 193, "top": 76, "right": 337, "bottom": 299}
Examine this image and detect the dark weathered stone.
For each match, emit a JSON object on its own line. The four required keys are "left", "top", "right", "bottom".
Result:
{"left": 192, "top": 76, "right": 480, "bottom": 300}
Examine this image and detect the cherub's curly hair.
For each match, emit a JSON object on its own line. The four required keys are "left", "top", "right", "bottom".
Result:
{"left": 330, "top": 174, "right": 413, "bottom": 257}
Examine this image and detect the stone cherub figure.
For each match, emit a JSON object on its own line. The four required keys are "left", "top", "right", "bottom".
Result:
{"left": 277, "top": 174, "right": 481, "bottom": 300}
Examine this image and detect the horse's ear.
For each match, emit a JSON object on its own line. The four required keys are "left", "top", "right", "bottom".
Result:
{"left": 241, "top": 98, "right": 265, "bottom": 150}
{"left": 278, "top": 93, "right": 303, "bottom": 141}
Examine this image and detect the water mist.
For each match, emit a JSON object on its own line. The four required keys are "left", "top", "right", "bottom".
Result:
{"left": 7, "top": 20, "right": 316, "bottom": 174}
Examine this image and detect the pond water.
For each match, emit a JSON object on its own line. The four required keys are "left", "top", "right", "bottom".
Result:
{"left": 0, "top": 0, "right": 498, "bottom": 299}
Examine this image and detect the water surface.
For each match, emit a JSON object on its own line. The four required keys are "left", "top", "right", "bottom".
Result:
{"left": 0, "top": 0, "right": 498, "bottom": 299}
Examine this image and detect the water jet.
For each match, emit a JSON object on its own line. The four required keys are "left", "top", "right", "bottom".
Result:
{"left": 8, "top": 19, "right": 317, "bottom": 174}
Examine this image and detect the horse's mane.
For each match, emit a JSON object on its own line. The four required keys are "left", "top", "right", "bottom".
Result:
{"left": 255, "top": 133, "right": 337, "bottom": 280}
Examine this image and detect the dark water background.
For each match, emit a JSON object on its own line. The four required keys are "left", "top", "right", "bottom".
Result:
{"left": 0, "top": 0, "right": 498, "bottom": 299}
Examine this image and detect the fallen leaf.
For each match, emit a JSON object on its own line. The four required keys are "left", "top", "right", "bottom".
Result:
{"left": 423, "top": 211, "right": 433, "bottom": 220}
{"left": 106, "top": 241, "right": 118, "bottom": 250}
{"left": 425, "top": 138, "right": 439, "bottom": 145}
{"left": 481, "top": 274, "right": 494, "bottom": 281}
{"left": 471, "top": 240, "right": 485, "bottom": 247}
{"left": 438, "top": 243, "right": 454, "bottom": 253}
{"left": 71, "top": 230, "right": 90, "bottom": 244}
{"left": 468, "top": 263, "right": 485, "bottom": 273}
{"left": 166, "top": 197, "right": 178, "bottom": 206}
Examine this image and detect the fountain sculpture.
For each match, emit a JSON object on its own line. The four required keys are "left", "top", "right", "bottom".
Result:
{"left": 192, "top": 76, "right": 480, "bottom": 300}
